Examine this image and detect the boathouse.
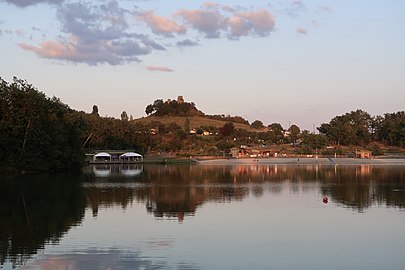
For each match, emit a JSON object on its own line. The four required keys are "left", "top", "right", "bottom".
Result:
{"left": 90, "top": 151, "right": 143, "bottom": 164}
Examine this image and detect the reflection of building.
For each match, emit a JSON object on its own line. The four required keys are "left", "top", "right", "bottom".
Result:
{"left": 355, "top": 150, "right": 372, "bottom": 159}
{"left": 91, "top": 164, "right": 143, "bottom": 178}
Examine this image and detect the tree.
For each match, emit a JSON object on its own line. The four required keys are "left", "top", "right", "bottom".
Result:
{"left": 145, "top": 104, "right": 154, "bottom": 115}
{"left": 268, "top": 123, "right": 284, "bottom": 144}
{"left": 0, "top": 77, "right": 85, "bottom": 172}
{"left": 318, "top": 110, "right": 372, "bottom": 146}
{"left": 92, "top": 105, "right": 99, "bottom": 116}
{"left": 288, "top": 124, "right": 300, "bottom": 143}
{"left": 376, "top": 112, "right": 405, "bottom": 147}
{"left": 216, "top": 140, "right": 234, "bottom": 155}
{"left": 251, "top": 120, "right": 264, "bottom": 129}
{"left": 219, "top": 122, "right": 235, "bottom": 136}
{"left": 121, "top": 111, "right": 128, "bottom": 121}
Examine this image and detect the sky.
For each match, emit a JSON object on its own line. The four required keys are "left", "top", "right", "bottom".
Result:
{"left": 1, "top": 0, "right": 404, "bottom": 131}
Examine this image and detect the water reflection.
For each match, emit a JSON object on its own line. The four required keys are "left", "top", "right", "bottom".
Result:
{"left": 89, "top": 164, "right": 143, "bottom": 178}
{"left": 19, "top": 248, "right": 182, "bottom": 270}
{"left": 0, "top": 174, "right": 85, "bottom": 268}
{"left": 84, "top": 165, "right": 405, "bottom": 218}
{"left": 2, "top": 165, "right": 405, "bottom": 269}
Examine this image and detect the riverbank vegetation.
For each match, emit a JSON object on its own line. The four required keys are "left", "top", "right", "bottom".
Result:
{"left": 1, "top": 77, "right": 404, "bottom": 172}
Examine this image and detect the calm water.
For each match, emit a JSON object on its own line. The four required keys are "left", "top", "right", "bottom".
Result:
{"left": 1, "top": 164, "right": 405, "bottom": 270}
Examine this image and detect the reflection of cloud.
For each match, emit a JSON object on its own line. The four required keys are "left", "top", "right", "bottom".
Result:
{"left": 146, "top": 240, "right": 173, "bottom": 250}
{"left": 20, "top": 248, "right": 170, "bottom": 270}
{"left": 146, "top": 65, "right": 174, "bottom": 72}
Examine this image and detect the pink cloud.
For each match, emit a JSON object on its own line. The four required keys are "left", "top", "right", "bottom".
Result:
{"left": 146, "top": 65, "right": 174, "bottom": 72}
{"left": 236, "top": 10, "right": 275, "bottom": 36}
{"left": 19, "top": 40, "right": 76, "bottom": 59}
{"left": 296, "top": 27, "right": 307, "bottom": 35}
{"left": 138, "top": 11, "right": 185, "bottom": 36}
{"left": 176, "top": 9, "right": 226, "bottom": 38}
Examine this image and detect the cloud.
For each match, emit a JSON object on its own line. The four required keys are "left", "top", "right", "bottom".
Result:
{"left": 12, "top": 1, "right": 277, "bottom": 66}
{"left": 146, "top": 65, "right": 174, "bottom": 72}
{"left": 319, "top": 5, "right": 332, "bottom": 13}
{"left": 296, "top": 27, "right": 307, "bottom": 35}
{"left": 176, "top": 8, "right": 226, "bottom": 38}
{"left": 285, "top": 0, "right": 307, "bottom": 17}
{"left": 176, "top": 6, "right": 275, "bottom": 39}
{"left": 176, "top": 39, "right": 199, "bottom": 47}
{"left": 19, "top": 35, "right": 164, "bottom": 65}
{"left": 1, "top": 0, "right": 63, "bottom": 7}
{"left": 19, "top": 1, "right": 165, "bottom": 65}
{"left": 229, "top": 10, "right": 275, "bottom": 38}
{"left": 137, "top": 11, "right": 185, "bottom": 36}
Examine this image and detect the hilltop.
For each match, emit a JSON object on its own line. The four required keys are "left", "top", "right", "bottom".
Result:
{"left": 135, "top": 96, "right": 263, "bottom": 132}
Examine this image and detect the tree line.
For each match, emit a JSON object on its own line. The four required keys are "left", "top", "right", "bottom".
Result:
{"left": 1, "top": 77, "right": 404, "bottom": 172}
{"left": 318, "top": 109, "right": 405, "bottom": 147}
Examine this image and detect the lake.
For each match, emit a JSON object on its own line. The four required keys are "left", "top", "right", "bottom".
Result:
{"left": 1, "top": 164, "right": 405, "bottom": 270}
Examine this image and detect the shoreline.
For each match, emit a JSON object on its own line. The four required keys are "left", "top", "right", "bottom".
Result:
{"left": 196, "top": 157, "right": 405, "bottom": 166}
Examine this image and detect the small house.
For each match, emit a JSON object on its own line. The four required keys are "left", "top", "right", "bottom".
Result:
{"left": 355, "top": 150, "right": 372, "bottom": 159}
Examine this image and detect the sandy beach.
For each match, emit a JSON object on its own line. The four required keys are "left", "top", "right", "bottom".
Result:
{"left": 197, "top": 157, "right": 405, "bottom": 166}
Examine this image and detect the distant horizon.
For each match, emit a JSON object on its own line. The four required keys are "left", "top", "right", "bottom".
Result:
{"left": 1, "top": 0, "right": 404, "bottom": 131}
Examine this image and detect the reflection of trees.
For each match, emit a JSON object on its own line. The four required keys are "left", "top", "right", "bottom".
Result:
{"left": 0, "top": 174, "right": 85, "bottom": 268}
{"left": 320, "top": 166, "right": 405, "bottom": 212}
{"left": 2, "top": 165, "right": 405, "bottom": 267}
{"left": 84, "top": 165, "right": 405, "bottom": 220}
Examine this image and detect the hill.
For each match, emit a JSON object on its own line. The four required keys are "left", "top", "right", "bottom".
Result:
{"left": 132, "top": 115, "right": 262, "bottom": 132}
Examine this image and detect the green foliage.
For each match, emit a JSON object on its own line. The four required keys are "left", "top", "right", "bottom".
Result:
{"left": 369, "top": 143, "right": 384, "bottom": 156}
{"left": 206, "top": 114, "right": 249, "bottom": 125}
{"left": 216, "top": 140, "right": 234, "bottom": 154}
{"left": 218, "top": 122, "right": 235, "bottom": 136}
{"left": 268, "top": 123, "right": 285, "bottom": 144}
{"left": 374, "top": 112, "right": 405, "bottom": 147}
{"left": 91, "top": 105, "right": 99, "bottom": 116}
{"left": 0, "top": 77, "right": 85, "bottom": 172}
{"left": 145, "top": 98, "right": 203, "bottom": 117}
{"left": 121, "top": 111, "right": 128, "bottom": 121}
{"left": 251, "top": 120, "right": 264, "bottom": 129}
{"left": 318, "top": 109, "right": 372, "bottom": 146}
{"left": 288, "top": 124, "right": 300, "bottom": 143}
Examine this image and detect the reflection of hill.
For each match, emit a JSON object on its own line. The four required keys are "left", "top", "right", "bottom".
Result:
{"left": 84, "top": 165, "right": 405, "bottom": 221}
{"left": 0, "top": 174, "right": 85, "bottom": 268}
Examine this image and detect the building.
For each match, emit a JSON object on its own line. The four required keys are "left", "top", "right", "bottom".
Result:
{"left": 177, "top": 95, "right": 184, "bottom": 104}
{"left": 355, "top": 150, "right": 372, "bottom": 159}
